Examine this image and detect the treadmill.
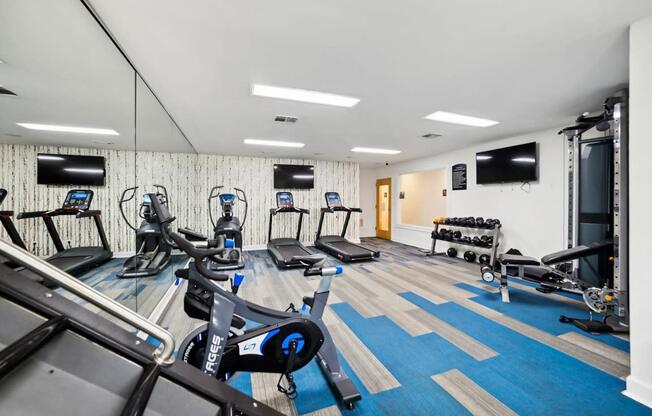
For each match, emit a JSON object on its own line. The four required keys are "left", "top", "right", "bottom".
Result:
{"left": 315, "top": 192, "right": 380, "bottom": 262}
{"left": 0, "top": 188, "right": 27, "bottom": 249}
{"left": 16, "top": 190, "right": 113, "bottom": 282}
{"left": 267, "top": 192, "right": 313, "bottom": 268}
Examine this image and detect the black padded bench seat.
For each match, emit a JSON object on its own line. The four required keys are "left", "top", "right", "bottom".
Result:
{"left": 498, "top": 254, "right": 540, "bottom": 266}
{"left": 540, "top": 239, "right": 612, "bottom": 265}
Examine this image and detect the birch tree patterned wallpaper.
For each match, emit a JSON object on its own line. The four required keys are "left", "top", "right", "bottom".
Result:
{"left": 0, "top": 143, "right": 360, "bottom": 257}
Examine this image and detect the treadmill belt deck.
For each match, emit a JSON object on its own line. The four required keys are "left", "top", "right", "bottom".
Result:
{"left": 275, "top": 244, "right": 311, "bottom": 259}
{"left": 328, "top": 240, "right": 375, "bottom": 257}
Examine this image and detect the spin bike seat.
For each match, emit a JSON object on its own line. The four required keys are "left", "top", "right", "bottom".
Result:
{"left": 291, "top": 255, "right": 325, "bottom": 266}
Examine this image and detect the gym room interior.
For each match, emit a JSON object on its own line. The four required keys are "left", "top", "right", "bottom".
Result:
{"left": 1, "top": 1, "right": 652, "bottom": 415}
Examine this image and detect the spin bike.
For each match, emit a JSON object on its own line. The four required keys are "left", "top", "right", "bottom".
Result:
{"left": 169, "top": 231, "right": 361, "bottom": 409}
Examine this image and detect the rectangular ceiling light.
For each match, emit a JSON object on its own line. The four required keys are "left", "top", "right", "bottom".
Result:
{"left": 351, "top": 147, "right": 401, "bottom": 155}
{"left": 17, "top": 123, "right": 119, "bottom": 135}
{"left": 251, "top": 84, "right": 360, "bottom": 107}
{"left": 425, "top": 111, "right": 499, "bottom": 127}
{"left": 243, "top": 138, "right": 305, "bottom": 148}
{"left": 64, "top": 168, "right": 104, "bottom": 174}
{"left": 37, "top": 155, "right": 65, "bottom": 161}
{"left": 512, "top": 157, "right": 536, "bottom": 163}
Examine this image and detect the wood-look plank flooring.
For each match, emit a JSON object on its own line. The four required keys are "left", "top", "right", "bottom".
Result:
{"left": 79, "top": 237, "right": 638, "bottom": 415}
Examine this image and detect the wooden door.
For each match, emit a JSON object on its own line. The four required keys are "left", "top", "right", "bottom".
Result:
{"left": 376, "top": 178, "right": 391, "bottom": 239}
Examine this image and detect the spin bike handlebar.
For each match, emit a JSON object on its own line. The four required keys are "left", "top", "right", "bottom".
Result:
{"left": 169, "top": 232, "right": 230, "bottom": 281}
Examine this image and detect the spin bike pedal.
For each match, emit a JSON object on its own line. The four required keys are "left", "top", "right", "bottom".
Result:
{"left": 302, "top": 296, "right": 315, "bottom": 308}
{"left": 536, "top": 287, "right": 556, "bottom": 294}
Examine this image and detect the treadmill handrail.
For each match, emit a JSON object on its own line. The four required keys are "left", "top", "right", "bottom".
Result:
{"left": 270, "top": 207, "right": 309, "bottom": 215}
{"left": 16, "top": 210, "right": 49, "bottom": 220}
{"left": 0, "top": 238, "right": 175, "bottom": 365}
{"left": 76, "top": 209, "right": 102, "bottom": 218}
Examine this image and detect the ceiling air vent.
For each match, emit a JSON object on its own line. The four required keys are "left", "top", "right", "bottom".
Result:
{"left": 274, "top": 115, "right": 298, "bottom": 123}
{"left": 0, "top": 86, "right": 17, "bottom": 96}
{"left": 421, "top": 133, "right": 442, "bottom": 139}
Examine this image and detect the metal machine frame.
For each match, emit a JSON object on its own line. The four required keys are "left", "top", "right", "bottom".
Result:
{"left": 0, "top": 238, "right": 278, "bottom": 415}
{"left": 561, "top": 91, "right": 629, "bottom": 330}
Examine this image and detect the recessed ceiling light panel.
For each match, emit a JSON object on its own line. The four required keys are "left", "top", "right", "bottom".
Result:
{"left": 252, "top": 84, "right": 360, "bottom": 107}
{"left": 244, "top": 138, "right": 305, "bottom": 148}
{"left": 425, "top": 111, "right": 499, "bottom": 127}
{"left": 351, "top": 147, "right": 401, "bottom": 155}
{"left": 17, "top": 123, "right": 119, "bottom": 135}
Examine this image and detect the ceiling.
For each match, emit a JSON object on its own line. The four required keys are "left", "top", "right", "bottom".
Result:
{"left": 0, "top": 0, "right": 194, "bottom": 154}
{"left": 6, "top": 1, "right": 652, "bottom": 164}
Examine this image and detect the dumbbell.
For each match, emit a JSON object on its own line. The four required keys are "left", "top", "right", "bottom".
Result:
{"left": 461, "top": 236, "right": 472, "bottom": 244}
{"left": 475, "top": 217, "right": 484, "bottom": 227}
{"left": 463, "top": 251, "right": 476, "bottom": 263}
{"left": 472, "top": 236, "right": 481, "bottom": 246}
{"left": 478, "top": 254, "right": 491, "bottom": 265}
{"left": 452, "top": 230, "right": 462, "bottom": 240}
{"left": 481, "top": 266, "right": 495, "bottom": 282}
{"left": 480, "top": 235, "right": 493, "bottom": 247}
{"left": 447, "top": 247, "right": 458, "bottom": 258}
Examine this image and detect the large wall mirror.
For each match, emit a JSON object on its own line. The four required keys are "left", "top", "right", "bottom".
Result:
{"left": 131, "top": 74, "right": 197, "bottom": 317}
{"left": 0, "top": 0, "right": 139, "bottom": 313}
{"left": 398, "top": 169, "right": 447, "bottom": 227}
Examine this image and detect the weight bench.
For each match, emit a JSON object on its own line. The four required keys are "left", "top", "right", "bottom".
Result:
{"left": 494, "top": 240, "right": 613, "bottom": 303}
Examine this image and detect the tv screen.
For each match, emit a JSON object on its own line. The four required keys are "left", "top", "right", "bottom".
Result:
{"left": 273, "top": 164, "right": 314, "bottom": 189}
{"left": 37, "top": 154, "right": 106, "bottom": 186}
{"left": 476, "top": 142, "right": 538, "bottom": 184}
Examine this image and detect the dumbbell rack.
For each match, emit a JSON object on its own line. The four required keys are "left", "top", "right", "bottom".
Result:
{"left": 424, "top": 222, "right": 502, "bottom": 268}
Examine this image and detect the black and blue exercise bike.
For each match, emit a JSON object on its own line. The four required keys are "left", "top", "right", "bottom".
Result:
{"left": 146, "top": 194, "right": 361, "bottom": 409}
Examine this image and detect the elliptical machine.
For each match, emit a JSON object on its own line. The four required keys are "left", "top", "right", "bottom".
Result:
{"left": 117, "top": 185, "right": 173, "bottom": 278}
{"left": 207, "top": 186, "right": 247, "bottom": 271}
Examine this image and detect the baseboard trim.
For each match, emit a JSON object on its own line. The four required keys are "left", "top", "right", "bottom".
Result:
{"left": 624, "top": 375, "right": 652, "bottom": 409}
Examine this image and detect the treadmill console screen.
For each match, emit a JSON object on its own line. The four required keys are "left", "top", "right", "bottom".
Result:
{"left": 325, "top": 192, "right": 343, "bottom": 208}
{"left": 63, "top": 190, "right": 93, "bottom": 210}
{"left": 276, "top": 192, "right": 294, "bottom": 208}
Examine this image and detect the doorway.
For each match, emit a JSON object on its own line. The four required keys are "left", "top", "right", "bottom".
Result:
{"left": 376, "top": 178, "right": 391, "bottom": 240}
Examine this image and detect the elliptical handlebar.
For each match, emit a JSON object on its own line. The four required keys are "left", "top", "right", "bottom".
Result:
{"left": 154, "top": 184, "right": 169, "bottom": 205}
{"left": 234, "top": 187, "right": 248, "bottom": 228}
{"left": 118, "top": 186, "right": 139, "bottom": 231}
{"left": 208, "top": 185, "right": 224, "bottom": 228}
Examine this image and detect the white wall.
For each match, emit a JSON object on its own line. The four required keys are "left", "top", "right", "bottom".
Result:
{"left": 625, "top": 14, "right": 652, "bottom": 409}
{"left": 359, "top": 166, "right": 378, "bottom": 237}
{"left": 363, "top": 128, "right": 567, "bottom": 258}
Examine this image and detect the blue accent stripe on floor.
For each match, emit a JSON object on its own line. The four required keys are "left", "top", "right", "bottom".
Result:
{"left": 400, "top": 292, "right": 648, "bottom": 415}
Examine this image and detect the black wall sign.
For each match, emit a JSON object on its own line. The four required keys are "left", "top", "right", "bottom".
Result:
{"left": 452, "top": 163, "right": 467, "bottom": 190}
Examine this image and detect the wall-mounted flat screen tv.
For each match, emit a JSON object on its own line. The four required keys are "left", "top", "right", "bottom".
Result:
{"left": 476, "top": 142, "right": 538, "bottom": 184}
{"left": 273, "top": 164, "right": 314, "bottom": 189}
{"left": 37, "top": 154, "right": 106, "bottom": 186}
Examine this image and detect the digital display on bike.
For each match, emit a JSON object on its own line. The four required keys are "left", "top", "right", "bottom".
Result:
{"left": 276, "top": 192, "right": 294, "bottom": 208}
{"left": 62, "top": 190, "right": 93, "bottom": 210}
{"left": 325, "top": 192, "right": 343, "bottom": 208}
